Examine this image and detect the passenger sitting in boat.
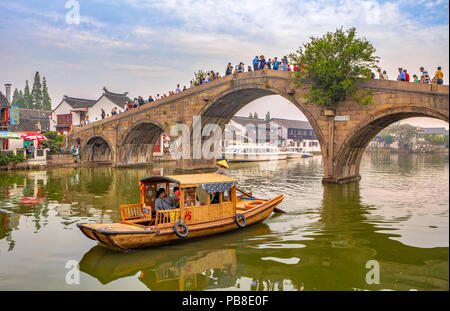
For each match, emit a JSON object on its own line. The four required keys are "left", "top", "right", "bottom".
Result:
{"left": 165, "top": 186, "right": 180, "bottom": 208}
{"left": 155, "top": 188, "right": 176, "bottom": 211}
{"left": 210, "top": 192, "right": 220, "bottom": 204}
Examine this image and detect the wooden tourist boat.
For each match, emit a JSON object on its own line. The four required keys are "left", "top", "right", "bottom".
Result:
{"left": 77, "top": 173, "right": 284, "bottom": 250}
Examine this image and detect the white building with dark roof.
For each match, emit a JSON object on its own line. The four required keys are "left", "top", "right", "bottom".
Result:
{"left": 50, "top": 96, "right": 97, "bottom": 132}
{"left": 50, "top": 87, "right": 132, "bottom": 132}
{"left": 88, "top": 88, "right": 131, "bottom": 122}
{"left": 269, "top": 118, "right": 320, "bottom": 152}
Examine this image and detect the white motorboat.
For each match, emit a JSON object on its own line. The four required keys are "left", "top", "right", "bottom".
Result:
{"left": 224, "top": 144, "right": 287, "bottom": 162}
{"left": 280, "top": 147, "right": 313, "bottom": 159}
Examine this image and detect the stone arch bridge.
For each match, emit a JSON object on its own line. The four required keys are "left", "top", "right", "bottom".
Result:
{"left": 67, "top": 70, "right": 449, "bottom": 184}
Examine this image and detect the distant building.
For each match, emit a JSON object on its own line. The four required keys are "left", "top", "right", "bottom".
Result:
{"left": 88, "top": 88, "right": 131, "bottom": 122}
{"left": 1, "top": 86, "right": 51, "bottom": 152}
{"left": 224, "top": 116, "right": 320, "bottom": 152}
{"left": 228, "top": 116, "right": 279, "bottom": 145}
{"left": 50, "top": 87, "right": 131, "bottom": 133}
{"left": 50, "top": 96, "right": 97, "bottom": 132}
{"left": 420, "top": 127, "right": 448, "bottom": 137}
{"left": 0, "top": 91, "right": 9, "bottom": 130}
{"left": 269, "top": 118, "right": 320, "bottom": 152}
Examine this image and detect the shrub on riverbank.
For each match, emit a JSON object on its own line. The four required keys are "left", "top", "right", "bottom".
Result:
{"left": 0, "top": 153, "right": 25, "bottom": 166}
{"left": 42, "top": 131, "right": 64, "bottom": 154}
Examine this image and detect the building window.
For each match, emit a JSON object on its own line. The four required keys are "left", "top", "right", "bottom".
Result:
{"left": 57, "top": 114, "right": 72, "bottom": 126}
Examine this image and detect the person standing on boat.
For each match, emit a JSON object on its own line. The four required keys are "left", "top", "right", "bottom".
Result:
{"left": 216, "top": 160, "right": 230, "bottom": 176}
{"left": 155, "top": 188, "right": 176, "bottom": 210}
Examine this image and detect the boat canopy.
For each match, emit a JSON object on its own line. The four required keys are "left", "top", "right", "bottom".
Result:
{"left": 140, "top": 173, "right": 237, "bottom": 187}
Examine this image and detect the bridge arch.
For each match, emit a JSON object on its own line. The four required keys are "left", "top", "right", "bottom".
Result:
{"left": 334, "top": 105, "right": 449, "bottom": 182}
{"left": 197, "top": 82, "right": 327, "bottom": 160}
{"left": 118, "top": 120, "right": 170, "bottom": 166}
{"left": 84, "top": 135, "right": 113, "bottom": 163}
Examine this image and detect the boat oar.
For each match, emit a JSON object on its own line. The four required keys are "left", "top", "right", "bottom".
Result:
{"left": 236, "top": 188, "right": 286, "bottom": 214}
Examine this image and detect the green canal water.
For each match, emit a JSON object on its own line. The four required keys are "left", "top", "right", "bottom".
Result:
{"left": 0, "top": 153, "right": 448, "bottom": 291}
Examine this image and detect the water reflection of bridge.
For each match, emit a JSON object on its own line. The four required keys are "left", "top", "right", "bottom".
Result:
{"left": 79, "top": 182, "right": 448, "bottom": 291}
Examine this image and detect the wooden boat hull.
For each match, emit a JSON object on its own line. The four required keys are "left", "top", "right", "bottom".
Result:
{"left": 77, "top": 194, "right": 283, "bottom": 250}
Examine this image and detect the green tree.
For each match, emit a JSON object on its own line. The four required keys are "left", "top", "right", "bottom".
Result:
{"left": 31, "top": 71, "right": 43, "bottom": 110}
{"left": 265, "top": 111, "right": 271, "bottom": 122}
{"left": 18, "top": 90, "right": 25, "bottom": 108}
{"left": 289, "top": 27, "right": 379, "bottom": 107}
{"left": 24, "top": 80, "right": 32, "bottom": 109}
{"left": 425, "top": 134, "right": 447, "bottom": 146}
{"left": 380, "top": 133, "right": 393, "bottom": 145}
{"left": 387, "top": 124, "right": 418, "bottom": 149}
{"left": 41, "top": 131, "right": 64, "bottom": 154}
{"left": 192, "top": 70, "right": 206, "bottom": 87}
{"left": 42, "top": 77, "right": 52, "bottom": 110}
{"left": 11, "top": 88, "right": 20, "bottom": 107}
{"left": 253, "top": 112, "right": 258, "bottom": 119}
{"left": 248, "top": 113, "right": 253, "bottom": 119}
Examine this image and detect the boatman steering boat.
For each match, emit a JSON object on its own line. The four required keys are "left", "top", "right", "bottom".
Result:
{"left": 216, "top": 160, "right": 230, "bottom": 176}
{"left": 77, "top": 173, "right": 284, "bottom": 250}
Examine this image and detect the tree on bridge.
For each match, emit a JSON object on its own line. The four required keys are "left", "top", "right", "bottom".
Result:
{"left": 289, "top": 27, "right": 379, "bottom": 107}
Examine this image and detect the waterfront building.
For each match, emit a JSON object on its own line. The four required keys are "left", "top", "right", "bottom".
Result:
{"left": 50, "top": 96, "right": 97, "bottom": 133}
{"left": 1, "top": 85, "right": 51, "bottom": 152}
{"left": 228, "top": 116, "right": 279, "bottom": 145}
{"left": 223, "top": 116, "right": 320, "bottom": 152}
{"left": 269, "top": 118, "right": 320, "bottom": 152}
{"left": 88, "top": 88, "right": 131, "bottom": 122}
{"left": 50, "top": 88, "right": 131, "bottom": 133}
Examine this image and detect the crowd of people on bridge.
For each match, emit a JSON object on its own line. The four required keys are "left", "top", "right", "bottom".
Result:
{"left": 372, "top": 66, "right": 444, "bottom": 85}
{"left": 89, "top": 55, "right": 444, "bottom": 123}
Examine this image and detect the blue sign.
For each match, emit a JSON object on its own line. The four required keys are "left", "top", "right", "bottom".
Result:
{"left": 9, "top": 106, "right": 19, "bottom": 125}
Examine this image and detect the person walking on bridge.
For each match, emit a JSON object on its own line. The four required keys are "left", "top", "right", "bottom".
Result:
{"left": 253, "top": 56, "right": 259, "bottom": 71}
{"left": 419, "top": 67, "right": 430, "bottom": 83}
{"left": 435, "top": 66, "right": 444, "bottom": 85}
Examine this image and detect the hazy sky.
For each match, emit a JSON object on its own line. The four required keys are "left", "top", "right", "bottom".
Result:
{"left": 0, "top": 0, "right": 448, "bottom": 128}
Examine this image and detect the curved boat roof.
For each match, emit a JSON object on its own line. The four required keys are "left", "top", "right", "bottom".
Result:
{"left": 140, "top": 173, "right": 237, "bottom": 186}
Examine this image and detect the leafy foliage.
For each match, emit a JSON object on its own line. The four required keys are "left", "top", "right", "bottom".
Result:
{"left": 192, "top": 70, "right": 206, "bottom": 86}
{"left": 379, "top": 123, "right": 418, "bottom": 148}
{"left": 10, "top": 73, "right": 52, "bottom": 110}
{"left": 41, "top": 131, "right": 64, "bottom": 154}
{"left": 289, "top": 27, "right": 379, "bottom": 107}
{"left": 31, "top": 71, "right": 43, "bottom": 110}
{"left": 425, "top": 134, "right": 449, "bottom": 147}
{"left": 0, "top": 153, "right": 25, "bottom": 166}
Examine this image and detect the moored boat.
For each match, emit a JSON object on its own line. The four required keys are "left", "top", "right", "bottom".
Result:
{"left": 280, "top": 146, "right": 313, "bottom": 159}
{"left": 77, "top": 173, "right": 283, "bottom": 250}
{"left": 223, "top": 144, "right": 287, "bottom": 162}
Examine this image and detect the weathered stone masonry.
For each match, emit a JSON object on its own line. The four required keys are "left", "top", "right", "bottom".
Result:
{"left": 67, "top": 70, "right": 449, "bottom": 183}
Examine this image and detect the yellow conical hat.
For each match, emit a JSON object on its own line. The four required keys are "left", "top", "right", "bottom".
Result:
{"left": 217, "top": 160, "right": 229, "bottom": 168}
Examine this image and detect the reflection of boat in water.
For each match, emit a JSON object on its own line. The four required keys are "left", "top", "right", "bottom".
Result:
{"left": 77, "top": 173, "right": 283, "bottom": 250}
{"left": 78, "top": 223, "right": 272, "bottom": 287}
{"left": 224, "top": 144, "right": 287, "bottom": 162}
{"left": 139, "top": 249, "right": 237, "bottom": 290}
{"left": 79, "top": 245, "right": 238, "bottom": 290}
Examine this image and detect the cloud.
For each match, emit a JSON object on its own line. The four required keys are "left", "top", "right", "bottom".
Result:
{"left": 0, "top": 0, "right": 448, "bottom": 114}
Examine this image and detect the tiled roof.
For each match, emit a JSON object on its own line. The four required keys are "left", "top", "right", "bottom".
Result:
{"left": 7, "top": 108, "right": 51, "bottom": 132}
{"left": 231, "top": 116, "right": 268, "bottom": 127}
{"left": 420, "top": 127, "right": 448, "bottom": 135}
{"left": 270, "top": 118, "right": 313, "bottom": 130}
{"left": 63, "top": 96, "right": 97, "bottom": 109}
{"left": 0, "top": 92, "right": 9, "bottom": 108}
{"left": 101, "top": 88, "right": 131, "bottom": 108}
